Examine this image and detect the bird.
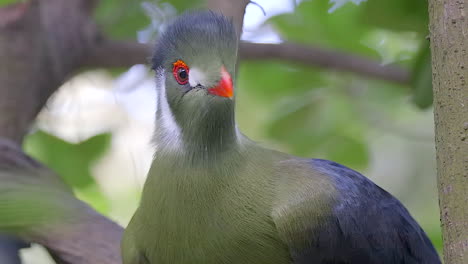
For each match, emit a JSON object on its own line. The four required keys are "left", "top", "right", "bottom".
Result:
{"left": 121, "top": 11, "right": 441, "bottom": 264}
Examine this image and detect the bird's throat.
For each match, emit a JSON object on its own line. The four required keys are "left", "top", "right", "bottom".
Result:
{"left": 154, "top": 95, "right": 239, "bottom": 162}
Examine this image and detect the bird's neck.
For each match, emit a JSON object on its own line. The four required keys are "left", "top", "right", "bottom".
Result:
{"left": 180, "top": 105, "right": 238, "bottom": 158}
{"left": 154, "top": 94, "right": 239, "bottom": 162}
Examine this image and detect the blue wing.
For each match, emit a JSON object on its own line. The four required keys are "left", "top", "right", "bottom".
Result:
{"left": 273, "top": 159, "right": 441, "bottom": 264}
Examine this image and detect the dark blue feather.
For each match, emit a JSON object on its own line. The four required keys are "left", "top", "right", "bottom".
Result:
{"left": 286, "top": 159, "right": 441, "bottom": 264}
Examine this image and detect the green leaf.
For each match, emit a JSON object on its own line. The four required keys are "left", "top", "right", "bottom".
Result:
{"left": 238, "top": 61, "right": 327, "bottom": 102}
{"left": 411, "top": 43, "right": 433, "bottom": 109}
{"left": 0, "top": 0, "right": 23, "bottom": 6}
{"left": 94, "top": 0, "right": 150, "bottom": 39}
{"left": 94, "top": 0, "right": 203, "bottom": 40}
{"left": 361, "top": 0, "right": 428, "bottom": 33}
{"left": 265, "top": 88, "right": 368, "bottom": 169}
{"left": 23, "top": 131, "right": 111, "bottom": 189}
{"left": 316, "top": 134, "right": 369, "bottom": 169}
{"left": 168, "top": 0, "right": 204, "bottom": 11}
{"left": 269, "top": 0, "right": 377, "bottom": 57}
{"left": 75, "top": 185, "right": 111, "bottom": 214}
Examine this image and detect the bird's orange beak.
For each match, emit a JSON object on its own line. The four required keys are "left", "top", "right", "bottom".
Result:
{"left": 208, "top": 66, "right": 233, "bottom": 99}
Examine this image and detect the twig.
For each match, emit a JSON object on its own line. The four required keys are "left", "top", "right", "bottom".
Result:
{"left": 82, "top": 39, "right": 152, "bottom": 68}
{"left": 249, "top": 1, "right": 266, "bottom": 16}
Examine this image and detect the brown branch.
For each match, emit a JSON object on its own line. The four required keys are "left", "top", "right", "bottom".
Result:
{"left": 239, "top": 42, "right": 410, "bottom": 84}
{"left": 40, "top": 209, "right": 123, "bottom": 264}
{"left": 81, "top": 39, "right": 152, "bottom": 68}
{"left": 81, "top": 0, "right": 100, "bottom": 13}
{"left": 0, "top": 139, "right": 123, "bottom": 264}
{"left": 82, "top": 39, "right": 410, "bottom": 84}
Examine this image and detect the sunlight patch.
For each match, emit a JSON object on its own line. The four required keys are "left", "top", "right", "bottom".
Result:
{"left": 328, "top": 0, "right": 366, "bottom": 13}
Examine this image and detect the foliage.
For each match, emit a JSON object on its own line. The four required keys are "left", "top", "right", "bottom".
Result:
{"left": 0, "top": 0, "right": 24, "bottom": 7}
{"left": 94, "top": 0, "right": 203, "bottom": 40}
{"left": 239, "top": 0, "right": 430, "bottom": 169}
{"left": 411, "top": 43, "right": 433, "bottom": 109}
{"left": 23, "top": 131, "right": 111, "bottom": 213}
{"left": 95, "top": 0, "right": 152, "bottom": 40}
{"left": 361, "top": 0, "right": 428, "bottom": 33}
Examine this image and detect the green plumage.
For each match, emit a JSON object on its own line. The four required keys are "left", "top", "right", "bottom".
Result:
{"left": 123, "top": 137, "right": 336, "bottom": 264}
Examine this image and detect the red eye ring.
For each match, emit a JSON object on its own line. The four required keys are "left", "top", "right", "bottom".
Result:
{"left": 173, "top": 60, "right": 189, "bottom": 85}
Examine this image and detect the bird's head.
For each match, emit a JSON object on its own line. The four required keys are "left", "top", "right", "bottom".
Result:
{"left": 152, "top": 11, "right": 239, "bottom": 152}
{"left": 152, "top": 11, "right": 237, "bottom": 120}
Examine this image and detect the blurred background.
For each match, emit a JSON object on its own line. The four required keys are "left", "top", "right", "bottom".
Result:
{"left": 1, "top": 0, "right": 439, "bottom": 262}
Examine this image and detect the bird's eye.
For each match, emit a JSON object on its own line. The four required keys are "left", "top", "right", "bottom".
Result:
{"left": 173, "top": 60, "right": 189, "bottom": 85}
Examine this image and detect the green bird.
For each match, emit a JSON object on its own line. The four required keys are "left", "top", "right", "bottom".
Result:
{"left": 122, "top": 11, "right": 441, "bottom": 264}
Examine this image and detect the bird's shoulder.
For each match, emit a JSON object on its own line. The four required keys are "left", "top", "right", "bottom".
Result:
{"left": 270, "top": 158, "right": 440, "bottom": 264}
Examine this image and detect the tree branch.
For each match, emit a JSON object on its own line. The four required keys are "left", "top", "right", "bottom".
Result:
{"left": 82, "top": 39, "right": 410, "bottom": 84}
{"left": 81, "top": 39, "right": 152, "bottom": 68}
{"left": 0, "top": 138, "right": 124, "bottom": 264}
{"left": 239, "top": 42, "right": 410, "bottom": 84}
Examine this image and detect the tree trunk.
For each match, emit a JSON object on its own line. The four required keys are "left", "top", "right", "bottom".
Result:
{"left": 428, "top": 0, "right": 468, "bottom": 263}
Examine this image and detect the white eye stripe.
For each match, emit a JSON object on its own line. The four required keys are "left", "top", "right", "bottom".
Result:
{"left": 155, "top": 68, "right": 183, "bottom": 151}
{"left": 189, "top": 67, "right": 207, "bottom": 87}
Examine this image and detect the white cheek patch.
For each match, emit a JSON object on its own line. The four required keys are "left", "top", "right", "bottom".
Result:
{"left": 189, "top": 67, "right": 207, "bottom": 87}
{"left": 155, "top": 69, "right": 183, "bottom": 151}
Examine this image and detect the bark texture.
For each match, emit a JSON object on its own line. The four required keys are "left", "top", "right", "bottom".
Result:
{"left": 428, "top": 0, "right": 468, "bottom": 263}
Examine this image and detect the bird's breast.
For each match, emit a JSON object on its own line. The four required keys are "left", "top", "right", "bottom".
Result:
{"left": 133, "top": 158, "right": 291, "bottom": 264}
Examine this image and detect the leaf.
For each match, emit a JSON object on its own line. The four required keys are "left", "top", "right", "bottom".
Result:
{"left": 23, "top": 131, "right": 112, "bottom": 214}
{"left": 411, "top": 43, "right": 433, "bottom": 109}
{"left": 165, "top": 0, "right": 203, "bottom": 12}
{"left": 237, "top": 61, "right": 327, "bottom": 102}
{"left": 75, "top": 185, "right": 111, "bottom": 214}
{"left": 269, "top": 0, "right": 377, "bottom": 57}
{"left": 94, "top": 0, "right": 203, "bottom": 40}
{"left": 94, "top": 0, "right": 151, "bottom": 39}
{"left": 265, "top": 88, "right": 368, "bottom": 169}
{"left": 23, "top": 131, "right": 111, "bottom": 189}
{"left": 316, "top": 134, "right": 369, "bottom": 169}
{"left": 361, "top": 0, "right": 428, "bottom": 33}
{"left": 0, "top": 0, "right": 23, "bottom": 6}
